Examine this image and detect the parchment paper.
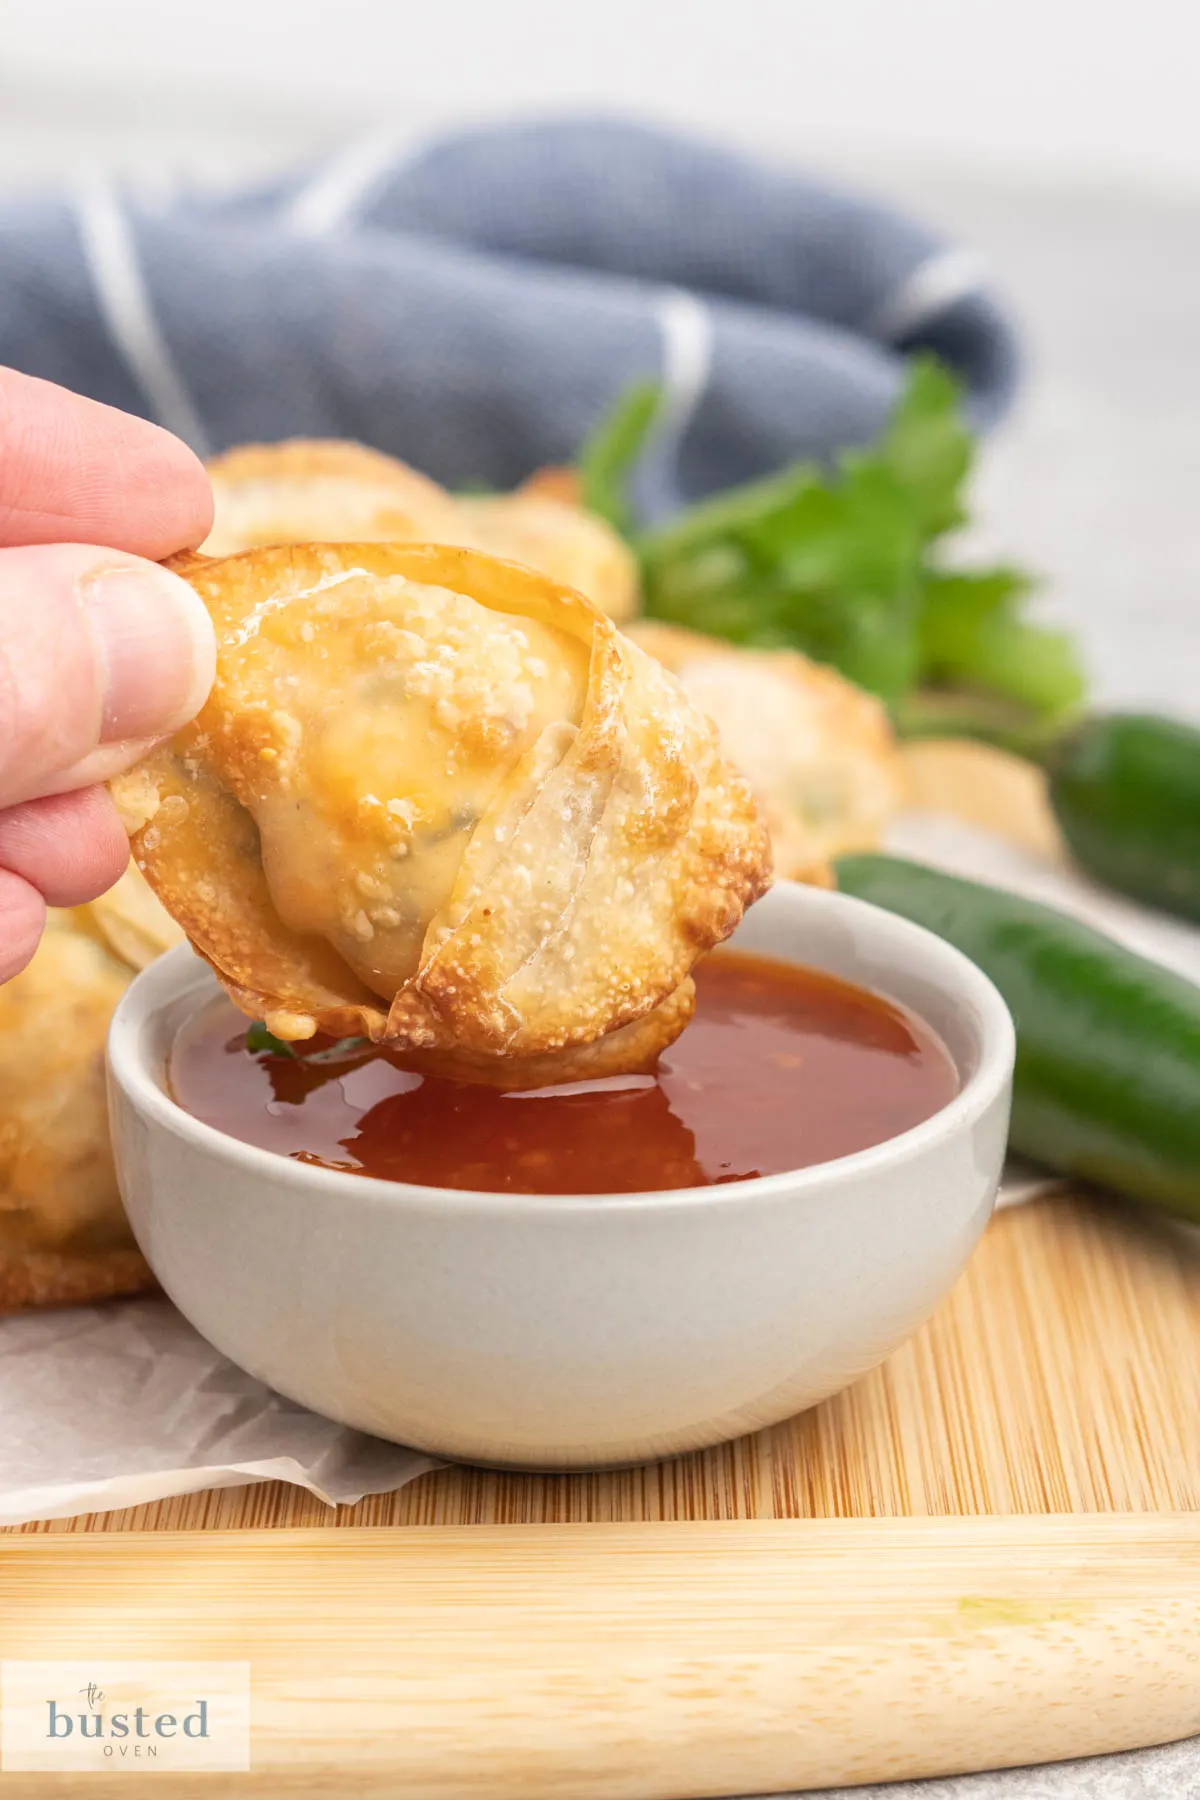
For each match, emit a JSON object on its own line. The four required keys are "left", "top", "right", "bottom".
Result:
{"left": 1, "top": 813, "right": 1196, "bottom": 1529}
{"left": 0, "top": 1297, "right": 437, "bottom": 1526}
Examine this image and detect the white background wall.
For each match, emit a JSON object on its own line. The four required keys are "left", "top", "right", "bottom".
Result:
{"left": 2, "top": 0, "right": 1199, "bottom": 191}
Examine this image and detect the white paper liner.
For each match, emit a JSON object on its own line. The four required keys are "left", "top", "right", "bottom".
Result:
{"left": 0, "top": 813, "right": 1195, "bottom": 1528}
{"left": 0, "top": 1297, "right": 436, "bottom": 1526}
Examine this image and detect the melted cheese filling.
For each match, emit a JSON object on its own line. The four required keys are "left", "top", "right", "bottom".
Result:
{"left": 224, "top": 575, "right": 590, "bottom": 999}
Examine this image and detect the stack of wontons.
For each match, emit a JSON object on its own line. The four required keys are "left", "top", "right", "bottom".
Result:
{"left": 0, "top": 870, "right": 181, "bottom": 1312}
{"left": 0, "top": 439, "right": 903, "bottom": 1313}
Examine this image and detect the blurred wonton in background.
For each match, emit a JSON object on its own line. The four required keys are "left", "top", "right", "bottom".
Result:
{"left": 204, "top": 439, "right": 639, "bottom": 623}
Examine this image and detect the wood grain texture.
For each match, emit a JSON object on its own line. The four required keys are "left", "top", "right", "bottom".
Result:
{"left": 4, "top": 745, "right": 1198, "bottom": 1794}
{"left": 10, "top": 1192, "right": 1200, "bottom": 1535}
{"left": 2, "top": 1514, "right": 1199, "bottom": 1797}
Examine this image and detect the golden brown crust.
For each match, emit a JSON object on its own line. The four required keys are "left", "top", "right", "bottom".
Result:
{"left": 626, "top": 621, "right": 903, "bottom": 884}
{"left": 0, "top": 921, "right": 155, "bottom": 1315}
{"left": 112, "top": 543, "right": 770, "bottom": 1078}
{"left": 74, "top": 861, "right": 185, "bottom": 972}
{"left": 454, "top": 492, "right": 639, "bottom": 623}
{"left": 209, "top": 438, "right": 451, "bottom": 497}
{"left": 203, "top": 439, "right": 639, "bottom": 620}
{"left": 162, "top": 548, "right": 218, "bottom": 581}
{"left": 2, "top": 865, "right": 183, "bottom": 1316}
{"left": 0, "top": 1246, "right": 153, "bottom": 1315}
{"left": 518, "top": 465, "right": 583, "bottom": 505}
{"left": 401, "top": 980, "right": 696, "bottom": 1089}
{"left": 900, "top": 738, "right": 1063, "bottom": 861}
{"left": 203, "top": 440, "right": 458, "bottom": 557}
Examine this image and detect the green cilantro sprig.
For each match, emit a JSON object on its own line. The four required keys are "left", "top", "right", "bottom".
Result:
{"left": 246, "top": 1020, "right": 296, "bottom": 1058}
{"left": 245, "top": 1023, "right": 367, "bottom": 1062}
{"left": 578, "top": 379, "right": 662, "bottom": 537}
{"left": 578, "top": 358, "right": 1086, "bottom": 747}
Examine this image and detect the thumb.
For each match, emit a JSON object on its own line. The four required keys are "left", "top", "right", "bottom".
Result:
{"left": 0, "top": 543, "right": 215, "bottom": 808}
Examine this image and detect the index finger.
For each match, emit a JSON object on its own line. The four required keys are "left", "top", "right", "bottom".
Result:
{"left": 0, "top": 367, "right": 213, "bottom": 557}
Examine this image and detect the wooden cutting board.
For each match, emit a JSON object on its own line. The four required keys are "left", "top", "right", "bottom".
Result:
{"left": 3, "top": 745, "right": 1200, "bottom": 1797}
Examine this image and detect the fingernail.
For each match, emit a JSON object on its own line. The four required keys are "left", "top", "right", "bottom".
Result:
{"left": 83, "top": 562, "right": 216, "bottom": 743}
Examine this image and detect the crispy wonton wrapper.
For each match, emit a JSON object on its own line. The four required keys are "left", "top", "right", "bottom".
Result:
{"left": 202, "top": 440, "right": 460, "bottom": 556}
{"left": 0, "top": 918, "right": 153, "bottom": 1314}
{"left": 0, "top": 870, "right": 178, "bottom": 1312}
{"left": 111, "top": 543, "right": 770, "bottom": 1080}
{"left": 205, "top": 440, "right": 639, "bottom": 622}
{"left": 626, "top": 621, "right": 903, "bottom": 884}
{"left": 454, "top": 492, "right": 639, "bottom": 625}
{"left": 73, "top": 861, "right": 184, "bottom": 972}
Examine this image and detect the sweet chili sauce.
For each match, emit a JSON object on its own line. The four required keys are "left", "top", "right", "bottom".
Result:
{"left": 169, "top": 951, "right": 958, "bottom": 1195}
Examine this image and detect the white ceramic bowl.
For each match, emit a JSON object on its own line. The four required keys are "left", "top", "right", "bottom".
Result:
{"left": 108, "top": 882, "right": 1014, "bottom": 1470}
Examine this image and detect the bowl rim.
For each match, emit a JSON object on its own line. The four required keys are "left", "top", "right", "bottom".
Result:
{"left": 108, "top": 881, "right": 1015, "bottom": 1220}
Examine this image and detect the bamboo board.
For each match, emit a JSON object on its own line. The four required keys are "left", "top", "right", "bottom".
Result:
{"left": 5, "top": 1181, "right": 1200, "bottom": 1794}
{"left": 9, "top": 1192, "right": 1200, "bottom": 1533}
{"left": 3, "top": 745, "right": 1200, "bottom": 1794}
{"left": 3, "top": 1514, "right": 1199, "bottom": 1797}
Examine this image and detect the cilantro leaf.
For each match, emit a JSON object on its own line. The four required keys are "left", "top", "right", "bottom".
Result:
{"left": 578, "top": 380, "right": 662, "bottom": 533}
{"left": 245, "top": 1021, "right": 297, "bottom": 1058}
{"left": 305, "top": 1037, "right": 369, "bottom": 1064}
{"left": 873, "top": 355, "right": 972, "bottom": 536}
{"left": 622, "top": 354, "right": 1087, "bottom": 737}
{"left": 917, "top": 568, "right": 1086, "bottom": 722}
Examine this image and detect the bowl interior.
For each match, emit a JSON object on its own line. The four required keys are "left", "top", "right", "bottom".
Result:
{"left": 731, "top": 886, "right": 992, "bottom": 1086}
{"left": 113, "top": 881, "right": 1012, "bottom": 1210}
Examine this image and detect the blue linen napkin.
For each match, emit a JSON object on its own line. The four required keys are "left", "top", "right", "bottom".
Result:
{"left": 0, "top": 117, "right": 1020, "bottom": 519}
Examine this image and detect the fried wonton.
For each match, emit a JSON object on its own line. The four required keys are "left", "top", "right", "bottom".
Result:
{"left": 203, "top": 440, "right": 459, "bottom": 556}
{"left": 405, "top": 976, "right": 697, "bottom": 1090}
{"left": 454, "top": 492, "right": 639, "bottom": 624}
{"left": 900, "top": 737, "right": 1062, "bottom": 860}
{"left": 74, "top": 860, "right": 184, "bottom": 972}
{"left": 626, "top": 622, "right": 903, "bottom": 884}
{"left": 204, "top": 439, "right": 639, "bottom": 622}
{"left": 111, "top": 544, "right": 770, "bottom": 1080}
{"left": 0, "top": 918, "right": 152, "bottom": 1314}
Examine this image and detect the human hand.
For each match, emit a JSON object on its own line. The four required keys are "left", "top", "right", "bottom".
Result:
{"left": 0, "top": 368, "right": 215, "bottom": 982}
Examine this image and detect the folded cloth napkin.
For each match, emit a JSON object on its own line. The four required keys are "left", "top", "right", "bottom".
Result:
{"left": 0, "top": 117, "right": 1020, "bottom": 518}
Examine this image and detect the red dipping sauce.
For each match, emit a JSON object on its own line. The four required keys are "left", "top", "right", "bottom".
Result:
{"left": 169, "top": 951, "right": 958, "bottom": 1195}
